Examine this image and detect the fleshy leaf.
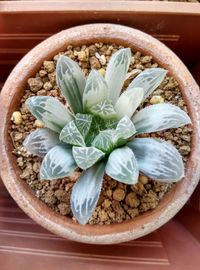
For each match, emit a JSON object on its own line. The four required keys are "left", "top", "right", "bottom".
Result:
{"left": 105, "top": 146, "right": 139, "bottom": 184}
{"left": 128, "top": 138, "right": 185, "bottom": 182}
{"left": 56, "top": 55, "right": 85, "bottom": 113}
{"left": 106, "top": 48, "right": 131, "bottom": 104}
{"left": 116, "top": 115, "right": 136, "bottom": 140}
{"left": 71, "top": 162, "right": 106, "bottom": 225}
{"left": 23, "top": 128, "right": 60, "bottom": 157}
{"left": 85, "top": 116, "right": 106, "bottom": 145}
{"left": 92, "top": 129, "right": 115, "bottom": 153}
{"left": 60, "top": 120, "right": 85, "bottom": 146}
{"left": 83, "top": 70, "right": 108, "bottom": 110}
{"left": 40, "top": 145, "right": 76, "bottom": 180}
{"left": 75, "top": 113, "right": 93, "bottom": 139}
{"left": 105, "top": 119, "right": 118, "bottom": 129}
{"left": 115, "top": 87, "right": 143, "bottom": 119}
{"left": 26, "top": 96, "right": 73, "bottom": 133}
{"left": 132, "top": 103, "right": 191, "bottom": 134}
{"left": 128, "top": 68, "right": 167, "bottom": 101}
{"left": 89, "top": 99, "right": 117, "bottom": 120}
{"left": 72, "top": 146, "right": 105, "bottom": 170}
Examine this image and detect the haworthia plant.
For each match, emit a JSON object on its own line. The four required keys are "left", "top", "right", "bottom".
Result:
{"left": 23, "top": 48, "right": 191, "bottom": 225}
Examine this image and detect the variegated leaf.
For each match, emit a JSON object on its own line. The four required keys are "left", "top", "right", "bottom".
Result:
{"left": 105, "top": 119, "right": 118, "bottom": 129}
{"left": 71, "top": 162, "right": 106, "bottom": 225}
{"left": 132, "top": 103, "right": 191, "bottom": 134}
{"left": 84, "top": 116, "right": 106, "bottom": 145}
{"left": 83, "top": 70, "right": 108, "bottom": 110}
{"left": 105, "top": 146, "right": 139, "bottom": 184}
{"left": 128, "top": 138, "right": 184, "bottom": 182}
{"left": 23, "top": 128, "right": 60, "bottom": 157}
{"left": 75, "top": 113, "right": 93, "bottom": 139}
{"left": 56, "top": 55, "right": 85, "bottom": 113}
{"left": 105, "top": 48, "right": 131, "bottom": 104}
{"left": 40, "top": 145, "right": 76, "bottom": 180}
{"left": 116, "top": 115, "right": 136, "bottom": 140}
{"left": 92, "top": 129, "right": 115, "bottom": 153}
{"left": 72, "top": 146, "right": 105, "bottom": 170}
{"left": 89, "top": 99, "right": 117, "bottom": 120}
{"left": 26, "top": 96, "right": 73, "bottom": 133}
{"left": 115, "top": 87, "right": 143, "bottom": 119}
{"left": 128, "top": 68, "right": 167, "bottom": 101}
{"left": 60, "top": 120, "right": 85, "bottom": 146}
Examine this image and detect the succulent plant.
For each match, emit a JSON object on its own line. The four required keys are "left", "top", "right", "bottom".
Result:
{"left": 23, "top": 48, "right": 191, "bottom": 225}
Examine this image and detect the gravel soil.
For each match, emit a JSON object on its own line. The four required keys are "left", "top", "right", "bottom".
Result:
{"left": 10, "top": 43, "right": 192, "bottom": 225}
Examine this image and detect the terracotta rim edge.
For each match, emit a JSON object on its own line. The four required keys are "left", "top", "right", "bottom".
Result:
{"left": 0, "top": 23, "right": 200, "bottom": 244}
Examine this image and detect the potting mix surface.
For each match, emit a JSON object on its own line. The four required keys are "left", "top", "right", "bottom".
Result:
{"left": 10, "top": 43, "right": 192, "bottom": 224}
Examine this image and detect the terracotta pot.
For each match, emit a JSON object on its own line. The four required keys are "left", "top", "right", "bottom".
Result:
{"left": 0, "top": 24, "right": 200, "bottom": 244}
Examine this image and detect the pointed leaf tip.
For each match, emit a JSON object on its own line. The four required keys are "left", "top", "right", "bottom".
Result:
{"left": 26, "top": 96, "right": 73, "bottom": 133}
{"left": 71, "top": 162, "right": 106, "bottom": 225}
{"left": 60, "top": 120, "right": 85, "bottom": 147}
{"left": 105, "top": 48, "right": 132, "bottom": 104}
{"left": 56, "top": 55, "right": 85, "bottom": 113}
{"left": 115, "top": 87, "right": 144, "bottom": 119}
{"left": 105, "top": 146, "right": 139, "bottom": 185}
{"left": 132, "top": 103, "right": 191, "bottom": 134}
{"left": 40, "top": 145, "right": 76, "bottom": 180}
{"left": 72, "top": 146, "right": 105, "bottom": 170}
{"left": 23, "top": 128, "right": 59, "bottom": 157}
{"left": 129, "top": 68, "right": 167, "bottom": 101}
{"left": 83, "top": 69, "right": 108, "bottom": 110}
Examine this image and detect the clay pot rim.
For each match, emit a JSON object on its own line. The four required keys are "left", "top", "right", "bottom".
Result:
{"left": 0, "top": 23, "right": 200, "bottom": 244}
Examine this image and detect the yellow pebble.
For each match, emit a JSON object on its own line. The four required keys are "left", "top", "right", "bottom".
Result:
{"left": 34, "top": 119, "right": 44, "bottom": 128}
{"left": 150, "top": 95, "right": 164, "bottom": 104}
{"left": 11, "top": 111, "right": 22, "bottom": 125}
{"left": 99, "top": 68, "right": 106, "bottom": 77}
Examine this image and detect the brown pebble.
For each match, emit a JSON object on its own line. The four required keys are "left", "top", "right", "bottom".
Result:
{"left": 127, "top": 208, "right": 139, "bottom": 218}
{"left": 39, "top": 70, "right": 47, "bottom": 77}
{"left": 141, "top": 56, "right": 152, "bottom": 64}
{"left": 28, "top": 78, "right": 43, "bottom": 92}
{"left": 44, "top": 190, "right": 57, "bottom": 205}
{"left": 17, "top": 157, "right": 24, "bottom": 167}
{"left": 98, "top": 210, "right": 108, "bottom": 222}
{"left": 37, "top": 89, "right": 47, "bottom": 96}
{"left": 106, "top": 189, "right": 112, "bottom": 198}
{"left": 20, "top": 167, "right": 32, "bottom": 179}
{"left": 55, "top": 190, "right": 68, "bottom": 202}
{"left": 103, "top": 199, "right": 111, "bottom": 208}
{"left": 43, "top": 81, "right": 53, "bottom": 91}
{"left": 139, "top": 175, "right": 149, "bottom": 185}
{"left": 113, "top": 188, "right": 125, "bottom": 201}
{"left": 125, "top": 192, "right": 140, "bottom": 208}
{"left": 179, "top": 145, "right": 191, "bottom": 155}
{"left": 14, "top": 132, "right": 23, "bottom": 141}
{"left": 33, "top": 162, "right": 40, "bottom": 173}
{"left": 89, "top": 56, "right": 101, "bottom": 69}
{"left": 48, "top": 72, "right": 56, "bottom": 85}
{"left": 43, "top": 61, "right": 55, "bottom": 73}
{"left": 58, "top": 203, "right": 71, "bottom": 215}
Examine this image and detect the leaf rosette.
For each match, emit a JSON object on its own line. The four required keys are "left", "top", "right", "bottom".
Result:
{"left": 23, "top": 48, "right": 191, "bottom": 224}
